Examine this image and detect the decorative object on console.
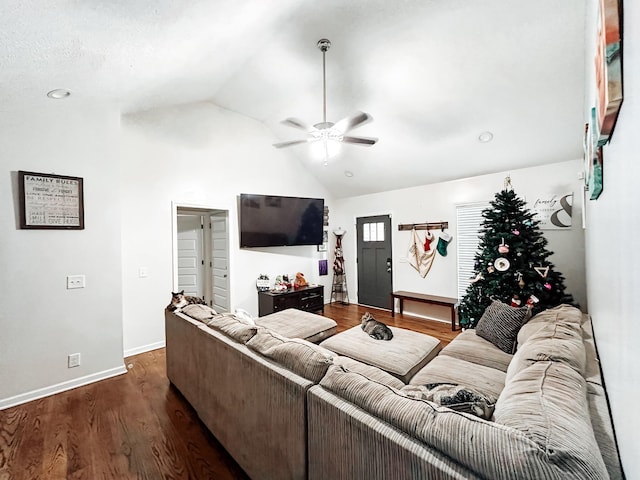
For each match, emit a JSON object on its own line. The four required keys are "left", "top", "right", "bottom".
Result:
{"left": 273, "top": 39, "right": 378, "bottom": 166}
{"left": 256, "top": 274, "right": 270, "bottom": 291}
{"left": 294, "top": 272, "right": 308, "bottom": 289}
{"left": 457, "top": 182, "right": 574, "bottom": 328}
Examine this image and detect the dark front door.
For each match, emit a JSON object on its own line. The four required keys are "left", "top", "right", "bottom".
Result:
{"left": 356, "top": 215, "right": 393, "bottom": 309}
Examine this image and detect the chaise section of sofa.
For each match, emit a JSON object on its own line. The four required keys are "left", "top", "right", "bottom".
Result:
{"left": 165, "top": 309, "right": 316, "bottom": 480}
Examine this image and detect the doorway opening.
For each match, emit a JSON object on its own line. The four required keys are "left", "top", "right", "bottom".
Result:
{"left": 173, "top": 205, "right": 230, "bottom": 313}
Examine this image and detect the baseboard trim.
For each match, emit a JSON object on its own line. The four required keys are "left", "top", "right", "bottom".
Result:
{"left": 124, "top": 341, "right": 165, "bottom": 358}
{"left": 0, "top": 365, "right": 128, "bottom": 411}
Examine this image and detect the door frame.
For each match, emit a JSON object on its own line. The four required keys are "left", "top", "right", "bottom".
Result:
{"left": 171, "top": 202, "right": 230, "bottom": 310}
{"left": 351, "top": 211, "right": 394, "bottom": 307}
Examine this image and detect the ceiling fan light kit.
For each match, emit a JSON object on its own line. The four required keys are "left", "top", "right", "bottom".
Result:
{"left": 273, "top": 38, "right": 378, "bottom": 165}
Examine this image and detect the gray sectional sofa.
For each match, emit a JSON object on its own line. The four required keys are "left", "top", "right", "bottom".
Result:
{"left": 165, "top": 304, "right": 623, "bottom": 480}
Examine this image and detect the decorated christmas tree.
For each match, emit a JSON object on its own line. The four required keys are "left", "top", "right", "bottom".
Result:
{"left": 458, "top": 183, "right": 574, "bottom": 328}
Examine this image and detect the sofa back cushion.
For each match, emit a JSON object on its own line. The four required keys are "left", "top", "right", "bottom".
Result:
{"left": 517, "top": 304, "right": 583, "bottom": 346}
{"left": 494, "top": 360, "right": 607, "bottom": 478}
{"left": 508, "top": 305, "right": 586, "bottom": 384}
{"left": 320, "top": 363, "right": 608, "bottom": 480}
{"left": 202, "top": 313, "right": 258, "bottom": 343}
{"left": 181, "top": 303, "right": 218, "bottom": 322}
{"left": 247, "top": 328, "right": 334, "bottom": 383}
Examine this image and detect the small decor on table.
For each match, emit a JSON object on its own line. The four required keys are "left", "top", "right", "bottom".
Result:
{"left": 256, "top": 274, "right": 270, "bottom": 292}
{"left": 294, "top": 272, "right": 308, "bottom": 289}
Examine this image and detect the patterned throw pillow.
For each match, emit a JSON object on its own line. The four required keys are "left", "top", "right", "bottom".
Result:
{"left": 401, "top": 383, "right": 497, "bottom": 420}
{"left": 475, "top": 300, "right": 529, "bottom": 354}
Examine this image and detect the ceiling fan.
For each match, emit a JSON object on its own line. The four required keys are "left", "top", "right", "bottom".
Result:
{"left": 273, "top": 39, "right": 378, "bottom": 164}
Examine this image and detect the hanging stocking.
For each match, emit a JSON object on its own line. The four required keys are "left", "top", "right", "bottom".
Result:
{"left": 437, "top": 231, "right": 453, "bottom": 256}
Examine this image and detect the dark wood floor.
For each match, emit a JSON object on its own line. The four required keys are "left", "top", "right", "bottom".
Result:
{"left": 0, "top": 303, "right": 458, "bottom": 479}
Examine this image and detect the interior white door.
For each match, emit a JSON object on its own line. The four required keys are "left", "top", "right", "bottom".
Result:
{"left": 177, "top": 214, "right": 204, "bottom": 299}
{"left": 211, "top": 214, "right": 230, "bottom": 312}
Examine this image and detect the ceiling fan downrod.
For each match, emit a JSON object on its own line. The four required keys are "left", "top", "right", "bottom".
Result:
{"left": 317, "top": 39, "right": 331, "bottom": 128}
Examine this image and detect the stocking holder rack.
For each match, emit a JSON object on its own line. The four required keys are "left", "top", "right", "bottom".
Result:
{"left": 398, "top": 221, "right": 448, "bottom": 231}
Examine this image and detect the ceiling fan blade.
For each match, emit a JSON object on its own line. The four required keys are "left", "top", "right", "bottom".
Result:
{"left": 272, "top": 139, "right": 310, "bottom": 148}
{"left": 333, "top": 111, "right": 373, "bottom": 133}
{"left": 281, "top": 118, "right": 316, "bottom": 132}
{"left": 342, "top": 135, "right": 378, "bottom": 146}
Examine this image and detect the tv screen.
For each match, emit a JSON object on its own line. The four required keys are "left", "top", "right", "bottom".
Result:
{"left": 240, "top": 194, "right": 324, "bottom": 248}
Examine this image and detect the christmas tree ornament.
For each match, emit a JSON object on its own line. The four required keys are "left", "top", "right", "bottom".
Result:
{"left": 534, "top": 265, "right": 550, "bottom": 278}
{"left": 436, "top": 231, "right": 452, "bottom": 256}
{"left": 511, "top": 295, "right": 522, "bottom": 307}
{"left": 494, "top": 257, "right": 510, "bottom": 271}
{"left": 527, "top": 295, "right": 540, "bottom": 307}
{"left": 498, "top": 238, "right": 510, "bottom": 254}
{"left": 544, "top": 282, "right": 552, "bottom": 290}
{"left": 470, "top": 272, "right": 484, "bottom": 283}
{"left": 512, "top": 229, "right": 520, "bottom": 235}
{"left": 487, "top": 265, "right": 495, "bottom": 273}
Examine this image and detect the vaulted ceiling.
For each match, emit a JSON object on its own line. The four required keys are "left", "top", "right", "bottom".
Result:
{"left": 1, "top": 0, "right": 588, "bottom": 197}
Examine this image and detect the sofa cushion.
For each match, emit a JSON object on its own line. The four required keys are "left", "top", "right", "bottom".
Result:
{"left": 320, "top": 364, "right": 608, "bottom": 479}
{"left": 493, "top": 360, "right": 607, "bottom": 479}
{"left": 475, "top": 300, "right": 530, "bottom": 354}
{"left": 439, "top": 329, "right": 513, "bottom": 372}
{"left": 409, "top": 354, "right": 506, "bottom": 400}
{"left": 202, "top": 313, "right": 258, "bottom": 343}
{"left": 256, "top": 308, "right": 337, "bottom": 343}
{"left": 401, "top": 383, "right": 496, "bottom": 420}
{"left": 320, "top": 325, "right": 441, "bottom": 383}
{"left": 246, "top": 328, "right": 334, "bottom": 383}
{"left": 181, "top": 303, "right": 218, "bottom": 322}
{"left": 333, "top": 356, "right": 405, "bottom": 390}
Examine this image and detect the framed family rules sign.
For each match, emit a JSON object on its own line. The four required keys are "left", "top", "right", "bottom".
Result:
{"left": 19, "top": 171, "right": 84, "bottom": 229}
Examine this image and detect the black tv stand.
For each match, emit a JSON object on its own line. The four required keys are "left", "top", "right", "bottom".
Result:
{"left": 258, "top": 285, "right": 325, "bottom": 317}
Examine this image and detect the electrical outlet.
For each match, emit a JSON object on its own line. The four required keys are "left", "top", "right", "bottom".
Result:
{"left": 67, "top": 275, "right": 85, "bottom": 289}
{"left": 68, "top": 353, "right": 81, "bottom": 368}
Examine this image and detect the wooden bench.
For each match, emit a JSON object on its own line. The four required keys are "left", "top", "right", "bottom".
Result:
{"left": 391, "top": 291, "right": 459, "bottom": 331}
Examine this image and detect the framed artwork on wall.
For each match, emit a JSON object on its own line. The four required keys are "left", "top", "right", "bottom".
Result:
{"left": 594, "top": 0, "right": 623, "bottom": 146}
{"left": 18, "top": 170, "right": 85, "bottom": 229}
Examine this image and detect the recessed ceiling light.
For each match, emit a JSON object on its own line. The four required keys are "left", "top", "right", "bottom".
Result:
{"left": 47, "top": 89, "right": 71, "bottom": 99}
{"left": 478, "top": 131, "right": 494, "bottom": 143}
{"left": 344, "top": 171, "right": 354, "bottom": 178}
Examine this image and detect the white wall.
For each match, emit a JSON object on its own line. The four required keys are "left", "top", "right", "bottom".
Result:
{"left": 0, "top": 104, "right": 126, "bottom": 408}
{"left": 331, "top": 160, "right": 586, "bottom": 321}
{"left": 584, "top": 0, "right": 640, "bottom": 475}
{"left": 120, "top": 103, "right": 333, "bottom": 355}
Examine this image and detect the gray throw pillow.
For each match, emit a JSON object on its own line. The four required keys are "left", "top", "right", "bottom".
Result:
{"left": 401, "top": 383, "right": 497, "bottom": 420}
{"left": 475, "top": 300, "right": 529, "bottom": 354}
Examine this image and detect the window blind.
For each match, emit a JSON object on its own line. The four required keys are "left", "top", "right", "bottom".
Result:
{"left": 456, "top": 202, "right": 490, "bottom": 299}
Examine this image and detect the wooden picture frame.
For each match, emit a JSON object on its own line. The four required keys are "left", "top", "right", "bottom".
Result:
{"left": 19, "top": 171, "right": 85, "bottom": 229}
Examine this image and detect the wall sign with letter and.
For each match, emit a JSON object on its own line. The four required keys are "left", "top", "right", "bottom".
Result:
{"left": 530, "top": 193, "right": 573, "bottom": 230}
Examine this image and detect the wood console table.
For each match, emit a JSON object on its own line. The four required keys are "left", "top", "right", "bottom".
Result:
{"left": 391, "top": 291, "right": 459, "bottom": 331}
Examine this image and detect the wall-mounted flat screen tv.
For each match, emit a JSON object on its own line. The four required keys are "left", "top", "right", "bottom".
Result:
{"left": 239, "top": 193, "right": 324, "bottom": 248}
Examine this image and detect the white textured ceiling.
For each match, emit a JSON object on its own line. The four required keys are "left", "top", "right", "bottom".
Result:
{"left": 0, "top": 0, "right": 587, "bottom": 198}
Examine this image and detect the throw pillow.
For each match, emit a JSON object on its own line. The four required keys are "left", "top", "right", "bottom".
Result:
{"left": 401, "top": 383, "right": 497, "bottom": 420}
{"left": 475, "top": 300, "right": 529, "bottom": 354}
